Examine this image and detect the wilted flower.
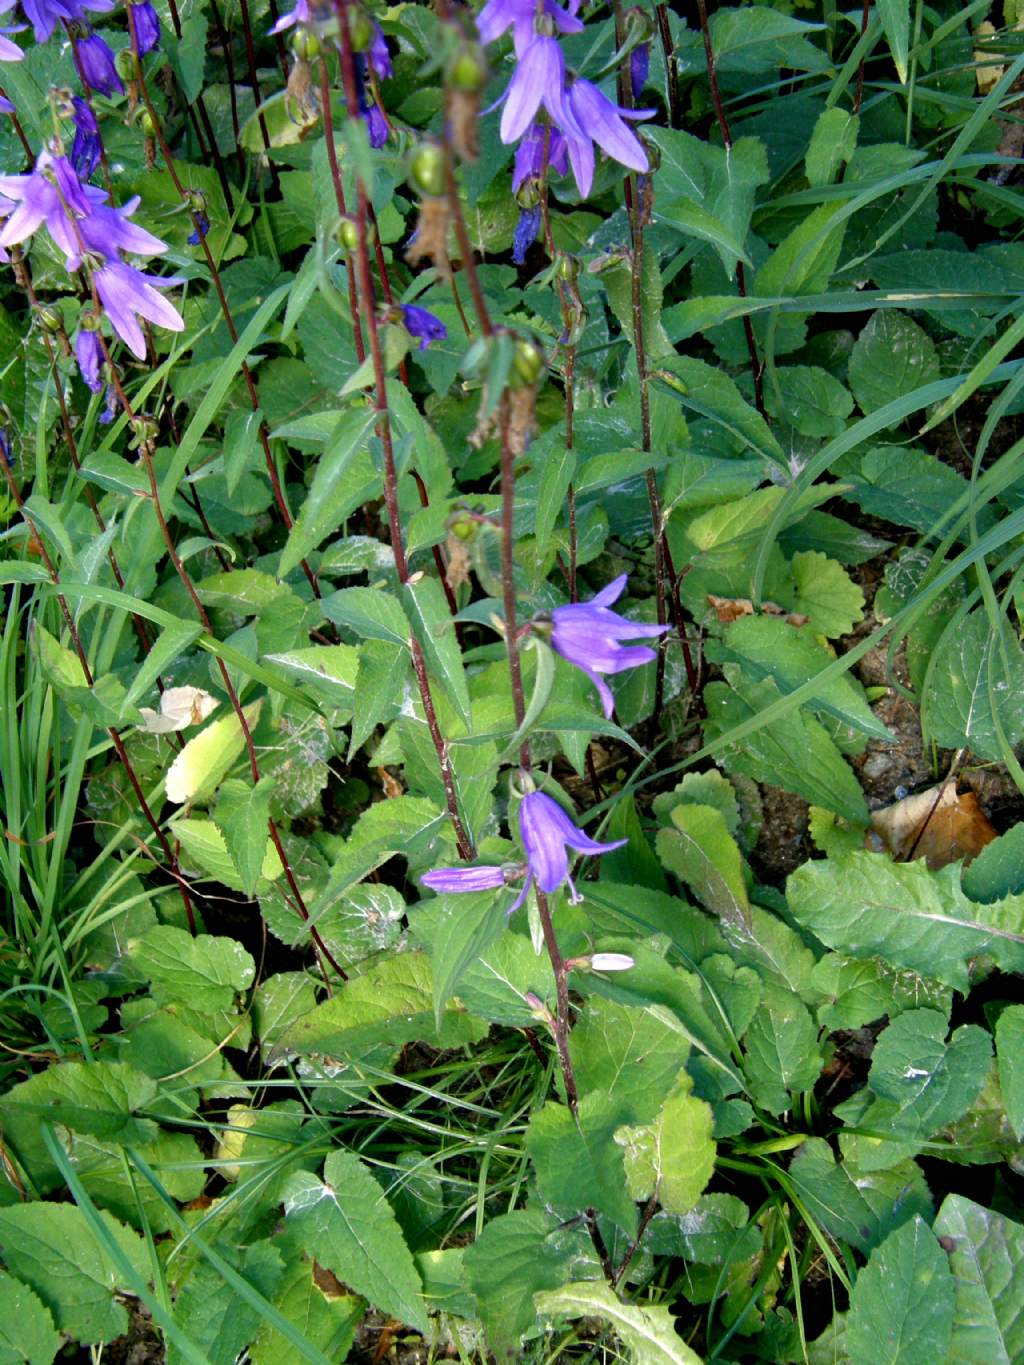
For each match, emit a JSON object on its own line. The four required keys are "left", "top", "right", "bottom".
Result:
{"left": 129, "top": 0, "right": 160, "bottom": 53}
{"left": 94, "top": 260, "right": 184, "bottom": 358}
{"left": 76, "top": 32, "right": 124, "bottom": 97}
{"left": 75, "top": 326, "right": 103, "bottom": 391}
{"left": 519, "top": 790, "right": 625, "bottom": 902}
{"left": 476, "top": 0, "right": 582, "bottom": 56}
{"left": 563, "top": 78, "right": 651, "bottom": 197}
{"left": 400, "top": 302, "right": 446, "bottom": 350}
{"left": 69, "top": 95, "right": 101, "bottom": 177}
{"left": 549, "top": 573, "right": 667, "bottom": 717}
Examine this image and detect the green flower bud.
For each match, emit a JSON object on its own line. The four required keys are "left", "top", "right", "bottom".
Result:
{"left": 555, "top": 252, "right": 579, "bottom": 283}
{"left": 511, "top": 337, "right": 544, "bottom": 387}
{"left": 139, "top": 108, "right": 157, "bottom": 137}
{"left": 290, "top": 26, "right": 320, "bottom": 60}
{"left": 37, "top": 305, "right": 64, "bottom": 333}
{"left": 446, "top": 45, "right": 487, "bottom": 92}
{"left": 408, "top": 142, "right": 445, "bottom": 199}
{"left": 337, "top": 217, "right": 360, "bottom": 252}
{"left": 115, "top": 47, "right": 138, "bottom": 82}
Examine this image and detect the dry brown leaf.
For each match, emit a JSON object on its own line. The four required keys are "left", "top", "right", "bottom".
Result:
{"left": 869, "top": 782, "right": 997, "bottom": 869}
{"left": 377, "top": 766, "right": 404, "bottom": 799}
{"left": 707, "top": 595, "right": 809, "bottom": 627}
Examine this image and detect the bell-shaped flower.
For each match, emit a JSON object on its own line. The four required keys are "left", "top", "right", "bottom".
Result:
{"left": 129, "top": 0, "right": 160, "bottom": 53}
{"left": 563, "top": 77, "right": 652, "bottom": 197}
{"left": 76, "top": 32, "right": 124, "bottom": 97}
{"left": 70, "top": 96, "right": 101, "bottom": 178}
{"left": 499, "top": 35, "right": 580, "bottom": 147}
{"left": 421, "top": 865, "right": 508, "bottom": 894}
{"left": 550, "top": 573, "right": 667, "bottom": 717}
{"left": 512, "top": 119, "right": 568, "bottom": 191}
{"left": 477, "top": 0, "right": 582, "bottom": 56}
{"left": 400, "top": 302, "right": 446, "bottom": 351}
{"left": 94, "top": 259, "right": 184, "bottom": 358}
{"left": 518, "top": 790, "right": 625, "bottom": 903}
{"left": 0, "top": 152, "right": 92, "bottom": 261}
{"left": 0, "top": 20, "right": 24, "bottom": 59}
{"left": 8, "top": 0, "right": 115, "bottom": 43}
{"left": 268, "top": 0, "right": 309, "bottom": 33}
{"left": 75, "top": 327, "right": 104, "bottom": 391}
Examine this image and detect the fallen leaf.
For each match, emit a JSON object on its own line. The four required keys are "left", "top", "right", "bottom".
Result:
{"left": 869, "top": 782, "right": 997, "bottom": 869}
{"left": 707, "top": 596, "right": 808, "bottom": 626}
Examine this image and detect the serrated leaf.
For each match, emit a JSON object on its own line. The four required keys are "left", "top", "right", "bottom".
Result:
{"left": 847, "top": 1217, "right": 954, "bottom": 1364}
{"left": 534, "top": 1282, "right": 702, "bottom": 1364}
{"left": 742, "top": 985, "right": 823, "bottom": 1114}
{"left": 278, "top": 408, "right": 378, "bottom": 577}
{"left": 253, "top": 972, "right": 318, "bottom": 1053}
{"left": 996, "top": 1005, "right": 1024, "bottom": 1141}
{"left": 173, "top": 816, "right": 284, "bottom": 891}
{"left": 420, "top": 891, "right": 509, "bottom": 1028}
{"left": 282, "top": 1149, "right": 427, "bottom": 1333}
{"left": 922, "top": 610, "right": 1024, "bottom": 762}
{"left": 765, "top": 365, "right": 853, "bottom": 438}
{"left": 786, "top": 851, "right": 1024, "bottom": 991}
{"left": 848, "top": 312, "right": 940, "bottom": 416}
{"left": 0, "top": 1204, "right": 147, "bottom": 1345}
{"left": 806, "top": 108, "right": 859, "bottom": 186}
{"left": 658, "top": 355, "right": 783, "bottom": 463}
{"left": 933, "top": 1194, "right": 1024, "bottom": 1363}
{"left": 534, "top": 442, "right": 575, "bottom": 553}
{"left": 0, "top": 1271, "right": 60, "bottom": 1365}
{"left": 223, "top": 407, "right": 264, "bottom": 497}
{"left": 215, "top": 776, "right": 277, "bottom": 895}
{"left": 655, "top": 803, "right": 749, "bottom": 927}
{"left": 788, "top": 551, "right": 865, "bottom": 637}
{"left": 166, "top": 1241, "right": 284, "bottom": 1365}
{"left": 249, "top": 1258, "right": 360, "bottom": 1365}
{"left": 788, "top": 1138, "right": 934, "bottom": 1255}
{"left": 645, "top": 1193, "right": 761, "bottom": 1265}
{"left": 322, "top": 586, "right": 410, "bottom": 646}
{"left": 526, "top": 1094, "right": 638, "bottom": 1233}
{"left": 811, "top": 953, "right": 951, "bottom": 1031}
{"left": 403, "top": 575, "right": 470, "bottom": 729}
{"left": 165, "top": 701, "right": 263, "bottom": 805}
{"left": 615, "top": 1074, "right": 716, "bottom": 1215}
{"left": 570, "top": 997, "right": 691, "bottom": 1126}
{"left": 131, "top": 924, "right": 255, "bottom": 1012}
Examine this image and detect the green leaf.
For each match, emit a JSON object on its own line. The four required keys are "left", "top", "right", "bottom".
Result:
{"left": 215, "top": 776, "right": 277, "bottom": 895}
{"left": 453, "top": 931, "right": 557, "bottom": 1026}
{"left": 742, "top": 985, "right": 823, "bottom": 1114}
{"left": 322, "top": 586, "right": 410, "bottom": 646}
{"left": 526, "top": 1094, "right": 638, "bottom": 1233}
{"left": 787, "top": 551, "right": 864, "bottom": 637}
{"left": 616, "top": 1073, "right": 716, "bottom": 1216}
{"left": 601, "top": 244, "right": 675, "bottom": 361}
{"left": 165, "top": 701, "right": 263, "bottom": 805}
{"left": 710, "top": 616, "right": 890, "bottom": 741}
{"left": 282, "top": 1149, "right": 427, "bottom": 1333}
{"left": 806, "top": 108, "right": 859, "bottom": 187}
{"left": 877, "top": 0, "right": 911, "bottom": 82}
{"left": 0, "top": 1062, "right": 158, "bottom": 1192}
{"left": 264, "top": 644, "right": 359, "bottom": 710}
{"left": 131, "top": 924, "right": 255, "bottom": 1012}
{"left": 120, "top": 620, "right": 205, "bottom": 715}
{"left": 534, "top": 442, "right": 576, "bottom": 554}
{"left": 570, "top": 997, "right": 691, "bottom": 1125}
{"left": 847, "top": 1217, "right": 954, "bottom": 1365}
{"left": 655, "top": 803, "right": 749, "bottom": 927}
{"left": 996, "top": 1005, "right": 1024, "bottom": 1141}
{"left": 534, "top": 1282, "right": 702, "bottom": 1364}
{"left": 658, "top": 355, "right": 784, "bottom": 464}
{"left": 786, "top": 852, "right": 1024, "bottom": 991}
{"left": 0, "top": 1271, "right": 60, "bottom": 1365}
{"left": 0, "top": 1204, "right": 148, "bottom": 1345}
{"left": 253, "top": 972, "right": 318, "bottom": 1053}
{"left": 422, "top": 890, "right": 509, "bottom": 1028}
{"left": 932, "top": 1194, "right": 1024, "bottom": 1363}
{"left": 842, "top": 1011, "right": 992, "bottom": 1169}
{"left": 811, "top": 953, "right": 951, "bottom": 1031}
{"left": 403, "top": 575, "right": 470, "bottom": 730}
{"left": 703, "top": 669, "right": 869, "bottom": 825}
{"left": 842, "top": 446, "right": 974, "bottom": 536}
{"left": 922, "top": 610, "right": 1024, "bottom": 762}
{"left": 848, "top": 312, "right": 940, "bottom": 417}
{"left": 645, "top": 1193, "right": 761, "bottom": 1265}
{"left": 963, "top": 823, "right": 1024, "bottom": 903}
{"left": 223, "top": 407, "right": 264, "bottom": 497}
{"left": 249, "top": 1259, "right": 360, "bottom": 1365}
{"left": 463, "top": 1210, "right": 598, "bottom": 1357}
{"left": 167, "top": 1241, "right": 284, "bottom": 1365}
{"left": 278, "top": 408, "right": 378, "bottom": 577}
{"left": 173, "top": 817, "right": 284, "bottom": 891}
{"left": 765, "top": 365, "right": 854, "bottom": 439}
{"left": 788, "top": 1138, "right": 933, "bottom": 1255}
{"left": 270, "top": 952, "right": 486, "bottom": 1061}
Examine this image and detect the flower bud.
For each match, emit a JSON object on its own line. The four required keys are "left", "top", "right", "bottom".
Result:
{"left": 556, "top": 253, "right": 579, "bottom": 283}
{"left": 185, "top": 188, "right": 207, "bottom": 216}
{"left": 408, "top": 142, "right": 445, "bottom": 199}
{"left": 590, "top": 953, "right": 635, "bottom": 972}
{"left": 625, "top": 6, "right": 655, "bottom": 44}
{"left": 446, "top": 45, "right": 487, "bottom": 92}
{"left": 336, "top": 217, "right": 359, "bottom": 252}
{"left": 290, "top": 25, "right": 320, "bottom": 60}
{"left": 115, "top": 47, "right": 138, "bottom": 82}
{"left": 347, "top": 5, "right": 374, "bottom": 53}
{"left": 130, "top": 414, "right": 159, "bottom": 443}
{"left": 37, "top": 305, "right": 64, "bottom": 333}
{"left": 511, "top": 337, "right": 544, "bottom": 388}
{"left": 139, "top": 108, "right": 157, "bottom": 137}
{"left": 448, "top": 515, "right": 477, "bottom": 543}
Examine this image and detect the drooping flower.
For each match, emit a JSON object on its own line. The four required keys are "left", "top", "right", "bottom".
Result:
{"left": 499, "top": 35, "right": 580, "bottom": 148}
{"left": 476, "top": 0, "right": 583, "bottom": 56}
{"left": 562, "top": 77, "right": 651, "bottom": 197}
{"left": 355, "top": 56, "right": 388, "bottom": 147}
{"left": 630, "top": 41, "right": 650, "bottom": 96}
{"left": 75, "top": 327, "right": 104, "bottom": 391}
{"left": 518, "top": 790, "right": 625, "bottom": 902}
{"left": 74, "top": 194, "right": 169, "bottom": 266}
{"left": 70, "top": 95, "right": 101, "bottom": 178}
{"left": 76, "top": 32, "right": 124, "bottom": 97}
{"left": 187, "top": 211, "right": 209, "bottom": 245}
{"left": 0, "top": 20, "right": 24, "bottom": 59}
{"left": 0, "top": 93, "right": 13, "bottom": 111}
{"left": 268, "top": 0, "right": 310, "bottom": 34}
{"left": 93, "top": 260, "right": 184, "bottom": 358}
{"left": 512, "top": 203, "right": 540, "bottom": 263}
{"left": 367, "top": 19, "right": 392, "bottom": 80}
{"left": 11, "top": 0, "right": 115, "bottom": 44}
{"left": 0, "top": 152, "right": 93, "bottom": 263}
{"left": 400, "top": 302, "right": 447, "bottom": 350}
{"left": 0, "top": 427, "right": 11, "bottom": 467}
{"left": 512, "top": 120, "right": 568, "bottom": 192}
{"left": 129, "top": 0, "right": 160, "bottom": 53}
{"left": 549, "top": 573, "right": 667, "bottom": 718}
{"left": 421, "top": 864, "right": 508, "bottom": 893}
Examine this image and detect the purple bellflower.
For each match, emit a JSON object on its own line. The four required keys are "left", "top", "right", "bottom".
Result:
{"left": 355, "top": 56, "right": 388, "bottom": 147}
{"left": 420, "top": 790, "right": 625, "bottom": 908}
{"left": 477, "top": 0, "right": 583, "bottom": 56}
{"left": 187, "top": 211, "right": 209, "bottom": 245}
{"left": 400, "top": 302, "right": 446, "bottom": 350}
{"left": 94, "top": 260, "right": 185, "bottom": 359}
{"left": 0, "top": 152, "right": 93, "bottom": 264}
{"left": 563, "top": 78, "right": 651, "bottom": 197}
{"left": 367, "top": 20, "right": 392, "bottom": 80}
{"left": 76, "top": 32, "right": 124, "bottom": 97}
{"left": 75, "top": 327, "right": 103, "bottom": 391}
{"left": 129, "top": 0, "right": 160, "bottom": 53}
{"left": 512, "top": 120, "right": 568, "bottom": 192}
{"left": 0, "top": 427, "right": 11, "bottom": 467}
{"left": 499, "top": 35, "right": 580, "bottom": 147}
{"left": 630, "top": 41, "right": 650, "bottom": 95}
{"left": 550, "top": 573, "right": 668, "bottom": 718}
{"left": 70, "top": 96, "right": 101, "bottom": 178}
{"left": 512, "top": 203, "right": 540, "bottom": 263}
{"left": 0, "top": 94, "right": 13, "bottom": 112}
{"left": 268, "top": 0, "right": 310, "bottom": 33}
{"left": 0, "top": 19, "right": 24, "bottom": 59}
{"left": 8, "top": 0, "right": 115, "bottom": 44}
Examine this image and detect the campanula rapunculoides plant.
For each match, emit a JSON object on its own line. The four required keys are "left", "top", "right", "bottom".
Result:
{"left": 0, "top": 0, "right": 1023, "bottom": 1362}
